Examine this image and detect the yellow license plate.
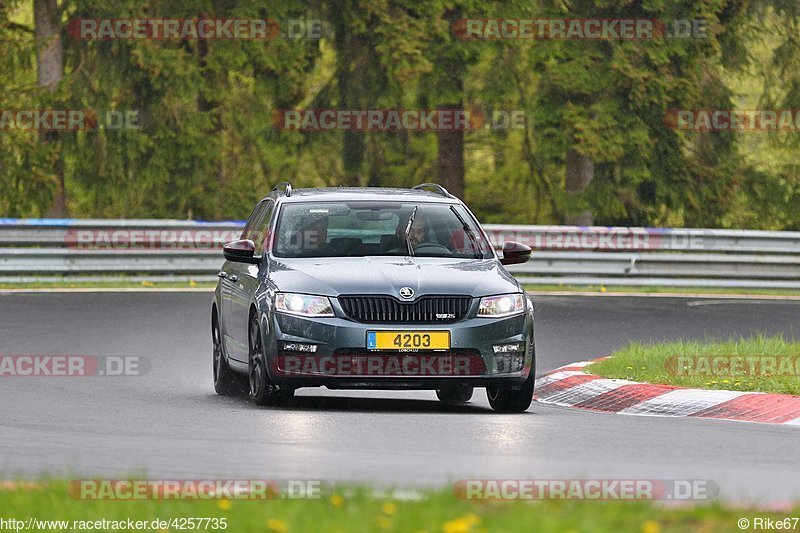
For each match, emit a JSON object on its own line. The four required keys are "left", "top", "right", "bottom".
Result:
{"left": 367, "top": 331, "right": 450, "bottom": 350}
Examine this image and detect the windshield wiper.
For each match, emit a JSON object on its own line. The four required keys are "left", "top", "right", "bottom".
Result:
{"left": 403, "top": 206, "right": 418, "bottom": 256}
{"left": 450, "top": 205, "right": 482, "bottom": 259}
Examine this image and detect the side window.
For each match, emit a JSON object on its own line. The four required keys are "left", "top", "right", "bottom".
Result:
{"left": 241, "top": 200, "right": 274, "bottom": 254}
{"left": 253, "top": 202, "right": 274, "bottom": 254}
{"left": 241, "top": 201, "right": 268, "bottom": 242}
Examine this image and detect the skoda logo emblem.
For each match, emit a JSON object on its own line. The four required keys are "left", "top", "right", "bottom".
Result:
{"left": 399, "top": 287, "right": 414, "bottom": 300}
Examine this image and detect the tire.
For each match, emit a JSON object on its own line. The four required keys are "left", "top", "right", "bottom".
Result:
{"left": 213, "top": 312, "right": 247, "bottom": 397}
{"left": 248, "top": 314, "right": 295, "bottom": 406}
{"left": 436, "top": 386, "right": 474, "bottom": 405}
{"left": 486, "top": 372, "right": 534, "bottom": 413}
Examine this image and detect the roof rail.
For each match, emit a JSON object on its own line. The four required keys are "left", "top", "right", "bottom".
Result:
{"left": 272, "top": 181, "right": 292, "bottom": 197}
{"left": 412, "top": 183, "right": 453, "bottom": 198}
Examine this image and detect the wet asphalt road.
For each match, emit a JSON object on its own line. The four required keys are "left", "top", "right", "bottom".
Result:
{"left": 0, "top": 291, "right": 798, "bottom": 502}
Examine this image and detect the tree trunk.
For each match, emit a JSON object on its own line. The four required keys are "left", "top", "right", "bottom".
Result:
{"left": 436, "top": 104, "right": 464, "bottom": 198}
{"left": 197, "top": 36, "right": 224, "bottom": 219}
{"left": 35, "top": 0, "right": 66, "bottom": 217}
{"left": 337, "top": 41, "right": 368, "bottom": 187}
{"left": 330, "top": 1, "right": 366, "bottom": 186}
{"left": 564, "top": 147, "right": 593, "bottom": 225}
{"left": 434, "top": 8, "right": 465, "bottom": 199}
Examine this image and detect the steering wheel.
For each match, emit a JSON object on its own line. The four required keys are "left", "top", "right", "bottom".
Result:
{"left": 413, "top": 242, "right": 451, "bottom": 254}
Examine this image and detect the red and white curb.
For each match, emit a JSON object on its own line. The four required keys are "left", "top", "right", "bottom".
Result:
{"left": 534, "top": 360, "right": 800, "bottom": 426}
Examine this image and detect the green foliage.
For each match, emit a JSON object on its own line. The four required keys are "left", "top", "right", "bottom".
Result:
{"left": 2, "top": 479, "right": 799, "bottom": 532}
{"left": 1, "top": 0, "right": 798, "bottom": 229}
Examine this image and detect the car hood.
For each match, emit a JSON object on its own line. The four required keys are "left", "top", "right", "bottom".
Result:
{"left": 268, "top": 256, "right": 519, "bottom": 298}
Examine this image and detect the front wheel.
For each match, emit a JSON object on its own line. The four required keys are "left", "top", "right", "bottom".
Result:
{"left": 249, "top": 315, "right": 294, "bottom": 406}
{"left": 213, "top": 313, "right": 247, "bottom": 397}
{"left": 486, "top": 372, "right": 534, "bottom": 413}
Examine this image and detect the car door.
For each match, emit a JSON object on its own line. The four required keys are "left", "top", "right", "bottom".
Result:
{"left": 221, "top": 200, "right": 271, "bottom": 363}
{"left": 229, "top": 199, "right": 275, "bottom": 363}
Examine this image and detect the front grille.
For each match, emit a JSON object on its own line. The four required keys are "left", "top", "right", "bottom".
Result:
{"left": 338, "top": 295, "right": 472, "bottom": 324}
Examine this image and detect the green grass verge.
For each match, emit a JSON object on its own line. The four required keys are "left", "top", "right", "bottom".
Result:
{"left": 588, "top": 335, "right": 800, "bottom": 395}
{"left": 0, "top": 481, "right": 795, "bottom": 532}
{"left": 0, "top": 280, "right": 216, "bottom": 290}
{"left": 524, "top": 284, "right": 800, "bottom": 297}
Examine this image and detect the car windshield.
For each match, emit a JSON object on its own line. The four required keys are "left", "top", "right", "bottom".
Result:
{"left": 273, "top": 201, "right": 494, "bottom": 259}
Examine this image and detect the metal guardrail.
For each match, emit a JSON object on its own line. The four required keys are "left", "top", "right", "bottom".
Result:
{"left": 1, "top": 219, "right": 799, "bottom": 288}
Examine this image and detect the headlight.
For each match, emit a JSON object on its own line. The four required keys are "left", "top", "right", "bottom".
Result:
{"left": 275, "top": 293, "right": 334, "bottom": 317}
{"left": 478, "top": 293, "right": 525, "bottom": 317}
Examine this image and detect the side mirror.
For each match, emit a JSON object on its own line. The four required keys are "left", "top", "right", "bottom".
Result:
{"left": 223, "top": 239, "right": 261, "bottom": 264}
{"left": 500, "top": 241, "right": 532, "bottom": 265}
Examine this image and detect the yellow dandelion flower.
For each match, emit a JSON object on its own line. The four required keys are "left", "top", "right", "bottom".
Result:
{"left": 377, "top": 516, "right": 392, "bottom": 529}
{"left": 442, "top": 513, "right": 481, "bottom": 533}
{"left": 329, "top": 493, "right": 344, "bottom": 508}
{"left": 267, "top": 518, "right": 288, "bottom": 533}
{"left": 382, "top": 502, "right": 398, "bottom": 515}
{"left": 641, "top": 520, "right": 661, "bottom": 533}
{"left": 217, "top": 499, "right": 232, "bottom": 510}
{"left": 442, "top": 519, "right": 470, "bottom": 533}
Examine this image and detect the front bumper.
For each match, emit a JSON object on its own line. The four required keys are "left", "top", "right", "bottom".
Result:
{"left": 264, "top": 306, "right": 534, "bottom": 389}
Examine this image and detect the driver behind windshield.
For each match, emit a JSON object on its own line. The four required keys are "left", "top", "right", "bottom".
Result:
{"left": 389, "top": 210, "right": 442, "bottom": 255}
{"left": 407, "top": 215, "right": 428, "bottom": 248}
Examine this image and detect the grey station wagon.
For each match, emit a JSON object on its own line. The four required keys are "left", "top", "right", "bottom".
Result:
{"left": 211, "top": 183, "right": 536, "bottom": 412}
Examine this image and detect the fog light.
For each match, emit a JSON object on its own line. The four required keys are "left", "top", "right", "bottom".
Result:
{"left": 493, "top": 343, "right": 523, "bottom": 354}
{"left": 495, "top": 353, "right": 525, "bottom": 373}
{"left": 281, "top": 342, "right": 318, "bottom": 353}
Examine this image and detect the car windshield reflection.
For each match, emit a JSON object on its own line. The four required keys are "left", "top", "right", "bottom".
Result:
{"left": 272, "top": 202, "right": 494, "bottom": 259}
